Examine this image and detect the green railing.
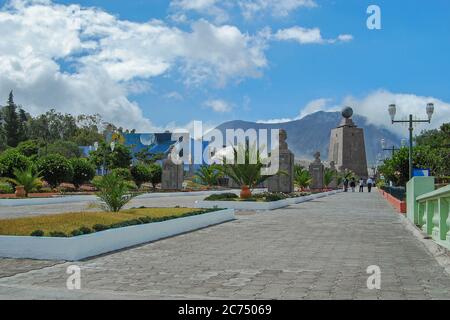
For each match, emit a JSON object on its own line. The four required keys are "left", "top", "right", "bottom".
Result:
{"left": 416, "top": 185, "right": 450, "bottom": 246}
{"left": 407, "top": 177, "right": 450, "bottom": 249}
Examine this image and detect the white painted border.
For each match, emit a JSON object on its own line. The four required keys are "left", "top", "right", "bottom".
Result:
{"left": 0, "top": 209, "right": 235, "bottom": 261}
{"left": 195, "top": 190, "right": 342, "bottom": 211}
{"left": 0, "top": 190, "right": 236, "bottom": 207}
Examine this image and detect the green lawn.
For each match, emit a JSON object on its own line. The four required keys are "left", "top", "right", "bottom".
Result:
{"left": 0, "top": 208, "right": 204, "bottom": 237}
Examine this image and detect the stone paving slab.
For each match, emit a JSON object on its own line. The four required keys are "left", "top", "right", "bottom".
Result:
{"left": 1, "top": 191, "right": 449, "bottom": 300}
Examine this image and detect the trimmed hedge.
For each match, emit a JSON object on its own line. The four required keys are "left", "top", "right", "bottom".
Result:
{"left": 0, "top": 149, "right": 30, "bottom": 178}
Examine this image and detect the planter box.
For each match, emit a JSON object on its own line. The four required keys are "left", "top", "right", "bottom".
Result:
{"left": 379, "top": 189, "right": 406, "bottom": 214}
{"left": 195, "top": 190, "right": 342, "bottom": 211}
{"left": 0, "top": 209, "right": 235, "bottom": 261}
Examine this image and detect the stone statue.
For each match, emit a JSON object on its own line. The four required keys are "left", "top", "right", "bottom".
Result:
{"left": 309, "top": 151, "right": 324, "bottom": 190}
{"left": 268, "top": 129, "right": 294, "bottom": 193}
{"left": 161, "top": 147, "right": 184, "bottom": 190}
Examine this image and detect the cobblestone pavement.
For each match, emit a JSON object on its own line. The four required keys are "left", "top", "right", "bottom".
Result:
{"left": 1, "top": 191, "right": 450, "bottom": 300}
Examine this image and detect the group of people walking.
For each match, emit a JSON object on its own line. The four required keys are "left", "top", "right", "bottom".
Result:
{"left": 343, "top": 177, "right": 374, "bottom": 193}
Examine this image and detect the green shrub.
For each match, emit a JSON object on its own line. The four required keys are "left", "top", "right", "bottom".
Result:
{"left": 37, "top": 154, "right": 74, "bottom": 188}
{"left": 93, "top": 224, "right": 109, "bottom": 232}
{"left": 70, "top": 229, "right": 83, "bottom": 237}
{"left": 79, "top": 226, "right": 93, "bottom": 234}
{"left": 30, "top": 230, "right": 44, "bottom": 237}
{"left": 17, "top": 140, "right": 40, "bottom": 157}
{"left": 111, "top": 168, "right": 132, "bottom": 181}
{"left": 0, "top": 182, "right": 14, "bottom": 194}
{"left": 0, "top": 149, "right": 30, "bottom": 178}
{"left": 205, "top": 193, "right": 239, "bottom": 201}
{"left": 70, "top": 158, "right": 96, "bottom": 188}
{"left": 130, "top": 164, "right": 151, "bottom": 188}
{"left": 49, "top": 231, "right": 67, "bottom": 238}
{"left": 94, "top": 173, "right": 138, "bottom": 212}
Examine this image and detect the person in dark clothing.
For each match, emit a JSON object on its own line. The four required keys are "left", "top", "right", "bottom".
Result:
{"left": 343, "top": 178, "right": 349, "bottom": 192}
{"left": 350, "top": 178, "right": 356, "bottom": 192}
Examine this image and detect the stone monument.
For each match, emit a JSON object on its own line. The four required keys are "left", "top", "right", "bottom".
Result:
{"left": 161, "top": 148, "right": 184, "bottom": 190}
{"left": 268, "top": 129, "right": 294, "bottom": 193}
{"left": 328, "top": 107, "right": 368, "bottom": 179}
{"left": 309, "top": 151, "right": 324, "bottom": 190}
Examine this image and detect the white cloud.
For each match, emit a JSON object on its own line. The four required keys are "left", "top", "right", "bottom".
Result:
{"left": 164, "top": 91, "right": 184, "bottom": 101}
{"left": 274, "top": 27, "right": 353, "bottom": 44}
{"left": 170, "top": 0, "right": 230, "bottom": 24}
{"left": 257, "top": 98, "right": 336, "bottom": 124}
{"left": 170, "top": 0, "right": 317, "bottom": 22}
{"left": 258, "top": 91, "right": 450, "bottom": 138}
{"left": 0, "top": 0, "right": 267, "bottom": 130}
{"left": 239, "top": 0, "right": 317, "bottom": 19}
{"left": 204, "top": 99, "right": 233, "bottom": 113}
{"left": 344, "top": 90, "right": 450, "bottom": 137}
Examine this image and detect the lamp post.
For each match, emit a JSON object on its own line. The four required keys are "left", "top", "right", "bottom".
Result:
{"left": 381, "top": 139, "right": 400, "bottom": 158}
{"left": 388, "top": 103, "right": 434, "bottom": 180}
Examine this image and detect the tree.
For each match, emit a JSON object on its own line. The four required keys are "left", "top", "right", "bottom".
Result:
{"left": 94, "top": 173, "right": 137, "bottom": 212}
{"left": 37, "top": 154, "right": 74, "bottom": 188}
{"left": 148, "top": 163, "right": 162, "bottom": 190}
{"left": 323, "top": 168, "right": 336, "bottom": 188}
{"left": 219, "top": 143, "right": 281, "bottom": 197}
{"left": 293, "top": 165, "right": 312, "bottom": 191}
{"left": 89, "top": 142, "right": 132, "bottom": 170}
{"left": 6, "top": 166, "right": 42, "bottom": 197}
{"left": 16, "top": 140, "right": 40, "bottom": 157}
{"left": 135, "top": 146, "right": 165, "bottom": 165}
{"left": 195, "top": 165, "right": 223, "bottom": 186}
{"left": 0, "top": 149, "right": 31, "bottom": 178}
{"left": 130, "top": 164, "right": 151, "bottom": 188}
{"left": 70, "top": 158, "right": 96, "bottom": 188}
{"left": 45, "top": 140, "right": 82, "bottom": 158}
{"left": 2, "top": 91, "right": 22, "bottom": 147}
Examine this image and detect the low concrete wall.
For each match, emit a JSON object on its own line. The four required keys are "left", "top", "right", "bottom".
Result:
{"left": 195, "top": 190, "right": 341, "bottom": 211}
{"left": 0, "top": 190, "right": 236, "bottom": 207}
{"left": 379, "top": 189, "right": 406, "bottom": 214}
{"left": 0, "top": 209, "right": 235, "bottom": 261}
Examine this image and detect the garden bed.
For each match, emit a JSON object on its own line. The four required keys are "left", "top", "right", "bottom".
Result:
{"left": 195, "top": 190, "right": 342, "bottom": 211}
{"left": 0, "top": 207, "right": 235, "bottom": 261}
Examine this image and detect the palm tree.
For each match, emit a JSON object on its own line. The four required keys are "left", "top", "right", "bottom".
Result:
{"left": 220, "top": 143, "right": 278, "bottom": 198}
{"left": 323, "top": 168, "right": 336, "bottom": 189}
{"left": 195, "top": 165, "right": 223, "bottom": 187}
{"left": 6, "top": 166, "right": 42, "bottom": 197}
{"left": 294, "top": 165, "right": 312, "bottom": 191}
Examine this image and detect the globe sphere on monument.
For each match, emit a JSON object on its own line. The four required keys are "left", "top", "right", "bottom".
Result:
{"left": 341, "top": 106, "right": 353, "bottom": 119}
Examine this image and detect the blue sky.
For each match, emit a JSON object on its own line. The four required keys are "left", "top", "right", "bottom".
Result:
{"left": 1, "top": 0, "right": 449, "bottom": 135}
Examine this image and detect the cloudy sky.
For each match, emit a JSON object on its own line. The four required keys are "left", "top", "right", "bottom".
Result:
{"left": 0, "top": 0, "right": 449, "bottom": 136}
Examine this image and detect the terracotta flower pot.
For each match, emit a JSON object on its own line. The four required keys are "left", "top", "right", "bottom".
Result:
{"left": 240, "top": 185, "right": 252, "bottom": 199}
{"left": 15, "top": 185, "right": 27, "bottom": 198}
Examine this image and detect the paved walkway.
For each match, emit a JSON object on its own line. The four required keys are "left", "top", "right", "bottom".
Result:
{"left": 1, "top": 191, "right": 450, "bottom": 299}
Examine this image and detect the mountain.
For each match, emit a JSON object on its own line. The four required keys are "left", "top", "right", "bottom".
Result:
{"left": 214, "top": 111, "right": 401, "bottom": 165}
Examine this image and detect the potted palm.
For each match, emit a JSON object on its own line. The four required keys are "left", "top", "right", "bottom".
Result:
{"left": 6, "top": 166, "right": 42, "bottom": 198}
{"left": 294, "top": 165, "right": 312, "bottom": 191}
{"left": 323, "top": 168, "right": 337, "bottom": 191}
{"left": 219, "top": 143, "right": 277, "bottom": 199}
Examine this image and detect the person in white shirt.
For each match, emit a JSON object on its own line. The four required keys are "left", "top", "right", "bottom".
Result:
{"left": 359, "top": 179, "right": 364, "bottom": 192}
{"left": 367, "top": 178, "right": 374, "bottom": 193}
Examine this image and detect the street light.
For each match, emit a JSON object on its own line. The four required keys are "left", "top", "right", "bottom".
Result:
{"left": 381, "top": 138, "right": 400, "bottom": 157}
{"left": 388, "top": 103, "right": 434, "bottom": 180}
